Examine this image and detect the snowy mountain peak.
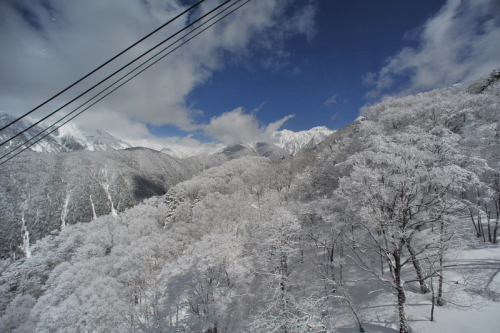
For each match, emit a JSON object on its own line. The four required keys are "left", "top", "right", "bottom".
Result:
{"left": 211, "top": 126, "right": 334, "bottom": 161}
{"left": 271, "top": 126, "right": 335, "bottom": 155}
{"left": 0, "top": 112, "right": 131, "bottom": 153}
{"left": 54, "top": 123, "right": 131, "bottom": 151}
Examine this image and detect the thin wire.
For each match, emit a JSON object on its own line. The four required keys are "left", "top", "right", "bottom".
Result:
{"left": 0, "top": 0, "right": 208, "bottom": 134}
{"left": 0, "top": 0, "right": 244, "bottom": 161}
{"left": 0, "top": 0, "right": 233, "bottom": 147}
{"left": 0, "top": 0, "right": 252, "bottom": 167}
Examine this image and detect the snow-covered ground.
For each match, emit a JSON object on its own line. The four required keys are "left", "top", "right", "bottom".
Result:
{"left": 335, "top": 227, "right": 500, "bottom": 333}
{"left": 409, "top": 246, "right": 500, "bottom": 333}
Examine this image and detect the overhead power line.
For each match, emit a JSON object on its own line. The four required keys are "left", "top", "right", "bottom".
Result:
{"left": 0, "top": 0, "right": 252, "bottom": 167}
{"left": 0, "top": 0, "right": 233, "bottom": 148}
{"left": 0, "top": 0, "right": 208, "bottom": 134}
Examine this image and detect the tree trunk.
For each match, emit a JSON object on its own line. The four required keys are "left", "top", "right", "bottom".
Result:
{"left": 485, "top": 206, "right": 492, "bottom": 243}
{"left": 493, "top": 216, "right": 499, "bottom": 245}
{"left": 394, "top": 252, "right": 409, "bottom": 333}
{"left": 469, "top": 207, "right": 480, "bottom": 237}
{"left": 477, "top": 192, "right": 486, "bottom": 242}
{"left": 430, "top": 276, "right": 435, "bottom": 322}
{"left": 397, "top": 286, "right": 408, "bottom": 333}
{"left": 437, "top": 220, "right": 445, "bottom": 306}
{"left": 407, "top": 241, "right": 429, "bottom": 293}
{"left": 327, "top": 245, "right": 335, "bottom": 286}
{"left": 478, "top": 212, "right": 486, "bottom": 242}
{"left": 493, "top": 195, "right": 499, "bottom": 244}
{"left": 339, "top": 235, "right": 344, "bottom": 286}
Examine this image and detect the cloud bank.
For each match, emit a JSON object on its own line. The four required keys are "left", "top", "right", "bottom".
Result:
{"left": 364, "top": 0, "right": 500, "bottom": 100}
{"left": 0, "top": 0, "right": 315, "bottom": 145}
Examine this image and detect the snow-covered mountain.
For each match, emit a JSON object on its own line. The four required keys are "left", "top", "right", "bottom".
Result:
{"left": 54, "top": 123, "right": 131, "bottom": 151}
{"left": 213, "top": 126, "right": 334, "bottom": 161}
{"left": 158, "top": 126, "right": 335, "bottom": 159}
{"left": 0, "top": 113, "right": 131, "bottom": 153}
{"left": 218, "top": 141, "right": 289, "bottom": 161}
{"left": 271, "top": 126, "right": 335, "bottom": 155}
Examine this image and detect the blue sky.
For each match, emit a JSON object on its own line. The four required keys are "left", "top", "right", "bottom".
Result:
{"left": 1, "top": 0, "right": 499, "bottom": 149}
{"left": 185, "top": 0, "right": 448, "bottom": 134}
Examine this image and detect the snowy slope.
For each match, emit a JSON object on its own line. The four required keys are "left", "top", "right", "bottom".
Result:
{"left": 54, "top": 123, "right": 131, "bottom": 151}
{"left": 0, "top": 113, "right": 63, "bottom": 153}
{"left": 218, "top": 141, "right": 288, "bottom": 161}
{"left": 0, "top": 112, "right": 130, "bottom": 153}
{"left": 0, "top": 147, "right": 201, "bottom": 259}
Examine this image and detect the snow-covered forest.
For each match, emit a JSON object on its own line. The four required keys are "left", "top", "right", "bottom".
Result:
{"left": 0, "top": 147, "right": 210, "bottom": 259}
{"left": 1, "top": 70, "right": 500, "bottom": 332}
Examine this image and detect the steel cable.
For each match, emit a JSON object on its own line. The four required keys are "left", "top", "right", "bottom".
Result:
{"left": 0, "top": 0, "right": 208, "bottom": 134}
{"left": 0, "top": 0, "right": 252, "bottom": 167}
{"left": 0, "top": 0, "right": 233, "bottom": 147}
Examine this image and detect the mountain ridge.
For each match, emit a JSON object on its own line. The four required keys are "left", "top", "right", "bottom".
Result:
{"left": 174, "top": 126, "right": 335, "bottom": 159}
{"left": 0, "top": 113, "right": 334, "bottom": 158}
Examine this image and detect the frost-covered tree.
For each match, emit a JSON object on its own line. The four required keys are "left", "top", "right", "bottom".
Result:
{"left": 245, "top": 192, "right": 306, "bottom": 333}
{"left": 334, "top": 130, "right": 474, "bottom": 333}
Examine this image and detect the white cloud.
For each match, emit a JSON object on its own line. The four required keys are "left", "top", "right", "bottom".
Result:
{"left": 365, "top": 0, "right": 500, "bottom": 99}
{"left": 324, "top": 94, "right": 337, "bottom": 106}
{"left": 0, "top": 0, "right": 315, "bottom": 145}
{"left": 204, "top": 107, "right": 260, "bottom": 144}
{"left": 264, "top": 114, "right": 295, "bottom": 136}
{"left": 203, "top": 107, "right": 293, "bottom": 145}
{"left": 179, "top": 134, "right": 203, "bottom": 148}
{"left": 75, "top": 109, "right": 151, "bottom": 141}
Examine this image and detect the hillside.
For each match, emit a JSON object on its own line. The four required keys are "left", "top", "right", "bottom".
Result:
{"left": 0, "top": 148, "right": 201, "bottom": 259}
{"left": 0, "top": 69, "right": 499, "bottom": 332}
